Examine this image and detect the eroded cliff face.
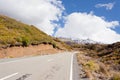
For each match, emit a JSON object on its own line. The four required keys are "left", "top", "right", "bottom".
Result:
{"left": 0, "top": 44, "right": 61, "bottom": 58}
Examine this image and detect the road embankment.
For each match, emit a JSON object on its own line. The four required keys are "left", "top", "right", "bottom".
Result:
{"left": 0, "top": 44, "right": 61, "bottom": 58}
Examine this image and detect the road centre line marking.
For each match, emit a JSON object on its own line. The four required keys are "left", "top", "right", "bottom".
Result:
{"left": 0, "top": 73, "right": 18, "bottom": 80}
{"left": 48, "top": 59, "right": 54, "bottom": 62}
{"left": 0, "top": 59, "right": 24, "bottom": 65}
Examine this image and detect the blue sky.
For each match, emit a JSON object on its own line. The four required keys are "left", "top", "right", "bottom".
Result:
{"left": 62, "top": 0, "right": 120, "bottom": 34}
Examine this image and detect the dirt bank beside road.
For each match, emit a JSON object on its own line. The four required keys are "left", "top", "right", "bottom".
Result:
{"left": 0, "top": 44, "right": 61, "bottom": 58}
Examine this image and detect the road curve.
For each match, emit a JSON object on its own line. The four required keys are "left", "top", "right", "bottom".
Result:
{"left": 0, "top": 52, "right": 79, "bottom": 80}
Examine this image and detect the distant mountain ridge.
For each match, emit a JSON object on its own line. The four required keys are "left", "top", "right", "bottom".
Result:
{"left": 58, "top": 37, "right": 99, "bottom": 44}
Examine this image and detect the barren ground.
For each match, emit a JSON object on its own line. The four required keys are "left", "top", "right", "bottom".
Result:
{"left": 0, "top": 44, "right": 62, "bottom": 58}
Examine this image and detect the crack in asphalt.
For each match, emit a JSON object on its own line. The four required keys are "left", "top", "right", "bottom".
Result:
{"left": 16, "top": 74, "right": 32, "bottom": 80}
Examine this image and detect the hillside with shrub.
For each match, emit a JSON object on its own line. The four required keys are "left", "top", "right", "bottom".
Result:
{"left": 74, "top": 42, "right": 120, "bottom": 68}
{"left": 0, "top": 15, "right": 69, "bottom": 49}
{"left": 65, "top": 40, "right": 120, "bottom": 67}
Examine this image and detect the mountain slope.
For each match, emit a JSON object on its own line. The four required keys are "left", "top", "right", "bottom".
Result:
{"left": 0, "top": 15, "right": 56, "bottom": 48}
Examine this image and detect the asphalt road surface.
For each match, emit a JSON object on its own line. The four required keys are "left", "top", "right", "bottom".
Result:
{"left": 0, "top": 52, "right": 80, "bottom": 80}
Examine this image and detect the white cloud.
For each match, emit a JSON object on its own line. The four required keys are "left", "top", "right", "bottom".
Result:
{"left": 0, "top": 0, "right": 64, "bottom": 35}
{"left": 55, "top": 12, "right": 120, "bottom": 44}
{"left": 95, "top": 2, "right": 115, "bottom": 10}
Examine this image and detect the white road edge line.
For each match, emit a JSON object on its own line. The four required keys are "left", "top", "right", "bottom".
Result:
{"left": 70, "top": 53, "right": 74, "bottom": 80}
{"left": 0, "top": 73, "right": 18, "bottom": 80}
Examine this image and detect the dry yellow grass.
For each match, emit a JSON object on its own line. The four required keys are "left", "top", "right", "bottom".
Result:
{"left": 77, "top": 52, "right": 110, "bottom": 80}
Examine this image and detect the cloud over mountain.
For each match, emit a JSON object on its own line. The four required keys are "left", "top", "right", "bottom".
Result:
{"left": 55, "top": 12, "right": 120, "bottom": 44}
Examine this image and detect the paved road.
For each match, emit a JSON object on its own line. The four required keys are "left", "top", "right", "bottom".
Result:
{"left": 0, "top": 52, "right": 80, "bottom": 80}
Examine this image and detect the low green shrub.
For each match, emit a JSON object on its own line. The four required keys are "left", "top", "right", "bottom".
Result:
{"left": 21, "top": 37, "right": 30, "bottom": 47}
